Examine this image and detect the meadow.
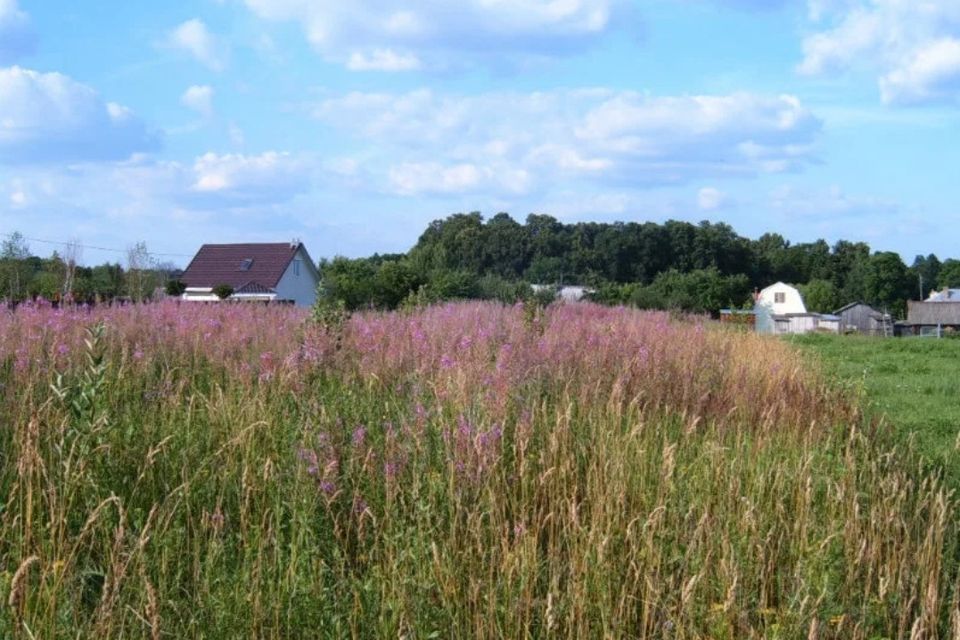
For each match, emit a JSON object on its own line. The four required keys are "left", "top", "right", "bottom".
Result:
{"left": 793, "top": 333, "right": 960, "bottom": 488}
{"left": 1, "top": 300, "right": 959, "bottom": 638}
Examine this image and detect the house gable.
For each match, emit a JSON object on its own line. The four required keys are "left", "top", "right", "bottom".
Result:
{"left": 274, "top": 245, "right": 320, "bottom": 307}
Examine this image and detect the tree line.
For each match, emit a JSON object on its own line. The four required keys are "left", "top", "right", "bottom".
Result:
{"left": 0, "top": 233, "right": 178, "bottom": 304}
{"left": 7, "top": 216, "right": 957, "bottom": 316}
{"left": 320, "top": 212, "right": 958, "bottom": 317}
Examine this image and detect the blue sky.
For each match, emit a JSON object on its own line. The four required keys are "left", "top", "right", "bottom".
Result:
{"left": 1, "top": 0, "right": 959, "bottom": 267}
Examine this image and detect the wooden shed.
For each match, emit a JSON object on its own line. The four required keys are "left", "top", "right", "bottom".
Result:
{"left": 903, "top": 301, "right": 960, "bottom": 336}
{"left": 835, "top": 302, "right": 891, "bottom": 336}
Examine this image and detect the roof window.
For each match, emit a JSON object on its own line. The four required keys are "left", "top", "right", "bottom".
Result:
{"left": 239, "top": 258, "right": 254, "bottom": 271}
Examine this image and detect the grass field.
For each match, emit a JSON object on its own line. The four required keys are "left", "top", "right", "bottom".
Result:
{"left": 2, "top": 301, "right": 960, "bottom": 638}
{"left": 791, "top": 333, "right": 960, "bottom": 486}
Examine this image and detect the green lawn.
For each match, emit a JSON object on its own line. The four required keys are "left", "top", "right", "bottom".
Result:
{"left": 792, "top": 333, "right": 960, "bottom": 484}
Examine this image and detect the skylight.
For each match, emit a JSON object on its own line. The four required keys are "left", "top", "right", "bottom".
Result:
{"left": 239, "top": 258, "right": 254, "bottom": 271}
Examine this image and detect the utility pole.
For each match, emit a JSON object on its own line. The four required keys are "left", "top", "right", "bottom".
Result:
{"left": 919, "top": 273, "right": 924, "bottom": 300}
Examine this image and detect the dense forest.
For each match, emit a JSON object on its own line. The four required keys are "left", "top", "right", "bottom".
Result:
{"left": 4, "top": 215, "right": 958, "bottom": 316}
{"left": 319, "top": 212, "right": 957, "bottom": 317}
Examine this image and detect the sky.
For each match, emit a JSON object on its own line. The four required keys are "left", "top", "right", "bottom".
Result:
{"left": 1, "top": 0, "right": 959, "bottom": 267}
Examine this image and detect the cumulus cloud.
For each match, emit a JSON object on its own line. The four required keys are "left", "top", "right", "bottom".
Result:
{"left": 0, "top": 66, "right": 159, "bottom": 163}
{"left": 2, "top": 151, "right": 315, "bottom": 228}
{"left": 167, "top": 19, "right": 229, "bottom": 71}
{"left": 799, "top": 1, "right": 960, "bottom": 104}
{"left": 180, "top": 85, "right": 215, "bottom": 118}
{"left": 388, "top": 161, "right": 531, "bottom": 196}
{"left": 0, "top": 0, "right": 35, "bottom": 62}
{"left": 313, "top": 88, "right": 821, "bottom": 196}
{"left": 188, "top": 151, "right": 312, "bottom": 204}
{"left": 243, "top": 0, "right": 628, "bottom": 70}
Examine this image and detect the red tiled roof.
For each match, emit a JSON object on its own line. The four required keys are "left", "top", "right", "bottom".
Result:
{"left": 181, "top": 243, "right": 300, "bottom": 289}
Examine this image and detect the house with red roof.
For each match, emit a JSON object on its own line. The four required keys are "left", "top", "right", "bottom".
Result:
{"left": 179, "top": 241, "right": 320, "bottom": 307}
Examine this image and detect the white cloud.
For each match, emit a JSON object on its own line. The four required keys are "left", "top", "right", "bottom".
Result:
{"left": 697, "top": 187, "right": 726, "bottom": 210}
{"left": 181, "top": 85, "right": 215, "bottom": 118}
{"left": 799, "top": 1, "right": 960, "bottom": 104}
{"left": 1, "top": 151, "right": 314, "bottom": 232}
{"left": 879, "top": 38, "right": 960, "bottom": 105}
{"left": 189, "top": 151, "right": 312, "bottom": 203}
{"left": 243, "top": 0, "right": 627, "bottom": 70}
{"left": 346, "top": 49, "right": 421, "bottom": 72}
{"left": 0, "top": 0, "right": 35, "bottom": 62}
{"left": 167, "top": 19, "right": 229, "bottom": 72}
{"left": 0, "top": 66, "right": 159, "bottom": 163}
{"left": 313, "top": 88, "right": 820, "bottom": 196}
{"left": 388, "top": 161, "right": 531, "bottom": 196}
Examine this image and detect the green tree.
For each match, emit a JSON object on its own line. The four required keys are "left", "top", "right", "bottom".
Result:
{"left": 938, "top": 259, "right": 960, "bottom": 289}
{"left": 125, "top": 241, "right": 156, "bottom": 302}
{"left": 635, "top": 268, "right": 751, "bottom": 313}
{"left": 425, "top": 269, "right": 478, "bottom": 301}
{"left": 0, "top": 231, "right": 32, "bottom": 301}
{"left": 911, "top": 254, "right": 941, "bottom": 299}
{"left": 29, "top": 271, "right": 62, "bottom": 300}
{"left": 483, "top": 213, "right": 529, "bottom": 278}
{"left": 831, "top": 240, "right": 870, "bottom": 300}
{"left": 374, "top": 260, "right": 421, "bottom": 308}
{"left": 799, "top": 279, "right": 841, "bottom": 313}
{"left": 863, "top": 252, "right": 911, "bottom": 316}
{"left": 89, "top": 263, "right": 124, "bottom": 300}
{"left": 318, "top": 257, "right": 378, "bottom": 310}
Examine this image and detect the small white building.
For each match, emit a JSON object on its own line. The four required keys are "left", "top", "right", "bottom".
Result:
{"left": 530, "top": 284, "right": 596, "bottom": 302}
{"left": 754, "top": 282, "right": 839, "bottom": 335}
{"left": 756, "top": 282, "right": 807, "bottom": 315}
{"left": 179, "top": 241, "right": 320, "bottom": 307}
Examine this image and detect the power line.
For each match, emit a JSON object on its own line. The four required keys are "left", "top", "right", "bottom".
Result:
{"left": 8, "top": 234, "right": 193, "bottom": 258}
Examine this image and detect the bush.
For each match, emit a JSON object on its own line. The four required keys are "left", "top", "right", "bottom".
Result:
{"left": 165, "top": 280, "right": 187, "bottom": 296}
{"left": 212, "top": 283, "right": 234, "bottom": 300}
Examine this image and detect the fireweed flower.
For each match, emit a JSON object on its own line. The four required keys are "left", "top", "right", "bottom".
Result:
{"left": 298, "top": 448, "right": 320, "bottom": 476}
{"left": 351, "top": 425, "right": 366, "bottom": 447}
{"left": 352, "top": 496, "right": 369, "bottom": 515}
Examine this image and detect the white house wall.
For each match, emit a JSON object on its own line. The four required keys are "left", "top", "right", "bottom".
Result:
{"left": 757, "top": 282, "right": 806, "bottom": 315}
{"left": 274, "top": 246, "right": 319, "bottom": 307}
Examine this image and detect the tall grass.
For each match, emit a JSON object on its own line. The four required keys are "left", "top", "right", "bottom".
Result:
{"left": 1, "top": 300, "right": 957, "bottom": 638}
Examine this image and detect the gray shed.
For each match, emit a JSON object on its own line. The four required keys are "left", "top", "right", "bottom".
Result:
{"left": 835, "top": 302, "right": 891, "bottom": 335}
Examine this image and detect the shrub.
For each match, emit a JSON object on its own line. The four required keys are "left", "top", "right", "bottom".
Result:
{"left": 165, "top": 280, "right": 186, "bottom": 296}
{"left": 212, "top": 283, "right": 234, "bottom": 299}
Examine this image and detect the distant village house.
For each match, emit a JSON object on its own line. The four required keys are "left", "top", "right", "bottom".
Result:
{"left": 903, "top": 288, "right": 960, "bottom": 336}
{"left": 530, "top": 284, "right": 595, "bottom": 302}
{"left": 180, "top": 241, "right": 320, "bottom": 307}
